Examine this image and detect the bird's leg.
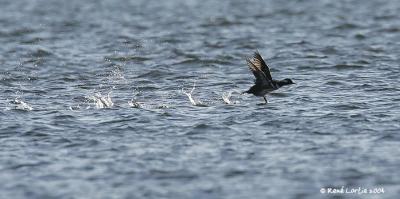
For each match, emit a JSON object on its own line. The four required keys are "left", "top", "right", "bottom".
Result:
{"left": 263, "top": 96, "right": 268, "bottom": 103}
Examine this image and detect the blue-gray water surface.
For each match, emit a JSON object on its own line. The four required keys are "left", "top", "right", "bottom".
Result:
{"left": 1, "top": 0, "right": 400, "bottom": 198}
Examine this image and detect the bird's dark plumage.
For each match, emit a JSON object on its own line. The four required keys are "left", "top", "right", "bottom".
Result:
{"left": 244, "top": 51, "right": 294, "bottom": 103}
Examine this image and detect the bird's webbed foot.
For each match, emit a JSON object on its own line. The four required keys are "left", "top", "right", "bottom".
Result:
{"left": 263, "top": 96, "right": 268, "bottom": 104}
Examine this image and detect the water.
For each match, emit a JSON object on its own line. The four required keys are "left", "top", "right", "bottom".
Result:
{"left": 1, "top": 0, "right": 400, "bottom": 198}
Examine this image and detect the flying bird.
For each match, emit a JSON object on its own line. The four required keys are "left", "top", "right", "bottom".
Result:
{"left": 243, "top": 51, "right": 294, "bottom": 103}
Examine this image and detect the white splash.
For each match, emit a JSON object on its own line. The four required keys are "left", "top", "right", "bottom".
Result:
{"left": 182, "top": 83, "right": 207, "bottom": 107}
{"left": 10, "top": 98, "right": 33, "bottom": 111}
{"left": 69, "top": 105, "right": 81, "bottom": 111}
{"left": 222, "top": 91, "right": 239, "bottom": 105}
{"left": 109, "top": 65, "right": 127, "bottom": 84}
{"left": 222, "top": 91, "right": 233, "bottom": 104}
{"left": 128, "top": 99, "right": 142, "bottom": 108}
{"left": 128, "top": 100, "right": 169, "bottom": 109}
{"left": 87, "top": 92, "right": 114, "bottom": 109}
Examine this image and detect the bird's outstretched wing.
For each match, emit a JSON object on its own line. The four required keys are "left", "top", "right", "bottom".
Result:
{"left": 247, "top": 58, "right": 269, "bottom": 86}
{"left": 250, "top": 51, "right": 272, "bottom": 81}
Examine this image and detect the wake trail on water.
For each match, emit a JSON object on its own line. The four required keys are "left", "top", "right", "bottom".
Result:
{"left": 6, "top": 84, "right": 243, "bottom": 112}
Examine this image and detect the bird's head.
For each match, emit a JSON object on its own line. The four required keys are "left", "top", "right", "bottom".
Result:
{"left": 278, "top": 78, "right": 295, "bottom": 87}
{"left": 283, "top": 78, "right": 295, "bottom": 85}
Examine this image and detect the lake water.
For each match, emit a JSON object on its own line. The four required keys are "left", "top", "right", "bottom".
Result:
{"left": 1, "top": 0, "right": 399, "bottom": 198}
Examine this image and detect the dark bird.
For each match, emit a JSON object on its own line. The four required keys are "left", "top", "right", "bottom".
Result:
{"left": 243, "top": 51, "right": 294, "bottom": 103}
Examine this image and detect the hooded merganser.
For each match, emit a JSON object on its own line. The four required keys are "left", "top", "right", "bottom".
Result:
{"left": 243, "top": 51, "right": 294, "bottom": 103}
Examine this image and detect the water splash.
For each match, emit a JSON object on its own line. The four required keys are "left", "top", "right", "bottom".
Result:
{"left": 87, "top": 92, "right": 114, "bottom": 109}
{"left": 109, "top": 64, "right": 127, "bottom": 84}
{"left": 128, "top": 100, "right": 169, "bottom": 109}
{"left": 222, "top": 90, "right": 239, "bottom": 105}
{"left": 128, "top": 99, "right": 143, "bottom": 108}
{"left": 9, "top": 98, "right": 33, "bottom": 111}
{"left": 182, "top": 83, "right": 207, "bottom": 107}
{"left": 222, "top": 91, "right": 233, "bottom": 104}
{"left": 128, "top": 88, "right": 144, "bottom": 108}
{"left": 69, "top": 105, "right": 81, "bottom": 111}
